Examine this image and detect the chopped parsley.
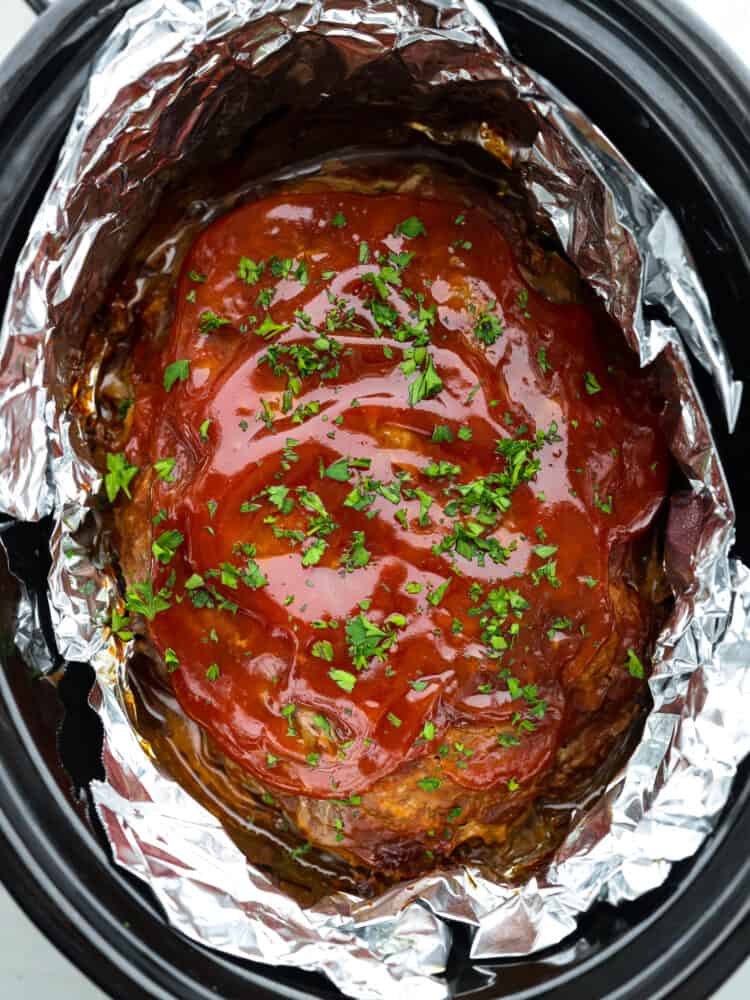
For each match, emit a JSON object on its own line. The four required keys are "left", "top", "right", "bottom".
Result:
{"left": 341, "top": 531, "right": 370, "bottom": 572}
{"left": 533, "top": 544, "right": 558, "bottom": 559}
{"left": 199, "top": 310, "right": 230, "bottom": 334}
{"left": 153, "top": 457, "right": 176, "bottom": 482}
{"left": 427, "top": 579, "right": 451, "bottom": 607}
{"left": 163, "top": 359, "right": 190, "bottom": 391}
{"left": 432, "top": 425, "right": 454, "bottom": 443}
{"left": 152, "top": 529, "right": 184, "bottom": 565}
{"left": 416, "top": 489, "right": 433, "bottom": 526}
{"left": 394, "top": 216, "right": 426, "bottom": 239}
{"left": 346, "top": 613, "right": 397, "bottom": 669}
{"left": 407, "top": 352, "right": 443, "bottom": 406}
{"left": 104, "top": 453, "right": 138, "bottom": 503}
{"left": 110, "top": 609, "right": 133, "bottom": 641}
{"left": 281, "top": 703, "right": 297, "bottom": 736}
{"left": 255, "top": 313, "right": 290, "bottom": 340}
{"left": 329, "top": 668, "right": 357, "bottom": 692}
{"left": 498, "top": 733, "right": 521, "bottom": 748}
{"left": 322, "top": 457, "right": 351, "bottom": 482}
{"left": 301, "top": 538, "right": 327, "bottom": 567}
{"left": 125, "top": 580, "right": 171, "bottom": 620}
{"left": 584, "top": 371, "right": 602, "bottom": 395}
{"left": 626, "top": 649, "right": 645, "bottom": 679}
{"left": 259, "top": 398, "right": 275, "bottom": 430}
{"left": 238, "top": 257, "right": 264, "bottom": 285}
{"left": 474, "top": 309, "right": 503, "bottom": 346}
{"left": 242, "top": 560, "right": 268, "bottom": 590}
{"left": 164, "top": 648, "right": 179, "bottom": 672}
{"left": 312, "top": 640, "right": 334, "bottom": 661}
{"left": 547, "top": 616, "right": 572, "bottom": 639}
{"left": 266, "top": 484, "right": 294, "bottom": 514}
{"left": 291, "top": 400, "right": 320, "bottom": 425}
{"left": 530, "top": 559, "right": 561, "bottom": 589}
{"left": 433, "top": 520, "right": 514, "bottom": 567}
{"left": 423, "top": 460, "right": 461, "bottom": 479}
{"left": 594, "top": 489, "right": 613, "bottom": 514}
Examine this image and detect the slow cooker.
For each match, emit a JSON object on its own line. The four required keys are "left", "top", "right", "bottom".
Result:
{"left": 0, "top": 0, "right": 748, "bottom": 997}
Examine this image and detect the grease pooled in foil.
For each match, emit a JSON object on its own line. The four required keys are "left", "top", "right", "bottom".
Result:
{"left": 0, "top": 0, "right": 748, "bottom": 998}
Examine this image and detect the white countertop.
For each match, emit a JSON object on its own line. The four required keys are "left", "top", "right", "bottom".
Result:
{"left": 0, "top": 1, "right": 747, "bottom": 998}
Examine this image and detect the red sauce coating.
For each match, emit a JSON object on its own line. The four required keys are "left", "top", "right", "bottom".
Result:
{"left": 127, "top": 189, "right": 668, "bottom": 801}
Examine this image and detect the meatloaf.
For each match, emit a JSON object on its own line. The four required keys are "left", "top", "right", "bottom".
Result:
{"left": 106, "top": 164, "right": 670, "bottom": 874}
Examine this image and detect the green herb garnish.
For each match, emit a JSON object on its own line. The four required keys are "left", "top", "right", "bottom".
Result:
{"left": 104, "top": 453, "right": 138, "bottom": 503}
{"left": 341, "top": 531, "right": 370, "bottom": 572}
{"left": 474, "top": 310, "right": 503, "bottom": 346}
{"left": 394, "top": 216, "right": 426, "bottom": 239}
{"left": 153, "top": 457, "right": 176, "bottom": 482}
{"left": 199, "top": 310, "right": 230, "bottom": 334}
{"left": 152, "top": 529, "right": 184, "bottom": 565}
{"left": 329, "top": 668, "right": 357, "bottom": 692}
{"left": 163, "top": 359, "right": 190, "bottom": 391}
{"left": 626, "top": 649, "right": 645, "bottom": 678}
{"left": 255, "top": 313, "right": 291, "bottom": 340}
{"left": 125, "top": 580, "right": 171, "bottom": 620}
{"left": 432, "top": 425, "right": 454, "bottom": 443}
{"left": 312, "top": 640, "right": 334, "bottom": 662}
{"left": 238, "top": 257, "right": 264, "bottom": 285}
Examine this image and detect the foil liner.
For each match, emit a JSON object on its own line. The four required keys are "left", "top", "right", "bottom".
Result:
{"left": 0, "top": 0, "right": 748, "bottom": 996}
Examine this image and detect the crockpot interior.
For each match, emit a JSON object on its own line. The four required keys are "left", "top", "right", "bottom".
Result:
{"left": 0, "top": 1, "right": 748, "bottom": 998}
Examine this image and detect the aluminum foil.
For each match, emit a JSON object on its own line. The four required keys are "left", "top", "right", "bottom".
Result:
{"left": 0, "top": 0, "right": 748, "bottom": 996}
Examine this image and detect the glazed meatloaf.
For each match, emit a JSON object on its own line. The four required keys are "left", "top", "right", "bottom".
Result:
{"left": 108, "top": 165, "right": 670, "bottom": 874}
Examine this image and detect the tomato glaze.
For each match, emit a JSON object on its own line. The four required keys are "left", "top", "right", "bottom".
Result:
{"left": 126, "top": 190, "right": 668, "bottom": 800}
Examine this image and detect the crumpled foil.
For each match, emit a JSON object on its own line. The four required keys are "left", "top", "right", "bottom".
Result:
{"left": 0, "top": 0, "right": 748, "bottom": 996}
